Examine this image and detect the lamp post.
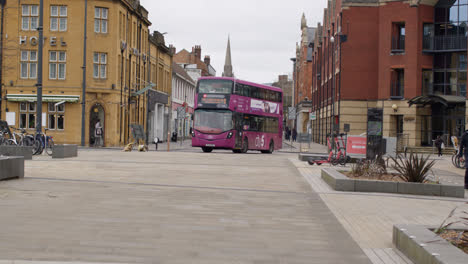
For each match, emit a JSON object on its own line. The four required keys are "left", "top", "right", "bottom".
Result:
{"left": 35, "top": 0, "right": 44, "bottom": 135}
{"left": 330, "top": 35, "right": 335, "bottom": 134}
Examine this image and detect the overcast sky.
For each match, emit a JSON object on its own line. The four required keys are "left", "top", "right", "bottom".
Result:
{"left": 140, "top": 0, "right": 327, "bottom": 84}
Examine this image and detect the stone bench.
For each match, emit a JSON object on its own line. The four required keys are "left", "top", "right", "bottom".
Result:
{"left": 0, "top": 145, "right": 33, "bottom": 160}
{"left": 52, "top": 144, "right": 78, "bottom": 159}
{"left": 0, "top": 156, "right": 24, "bottom": 180}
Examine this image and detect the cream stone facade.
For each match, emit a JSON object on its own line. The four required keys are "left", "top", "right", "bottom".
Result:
{"left": 0, "top": 0, "right": 171, "bottom": 147}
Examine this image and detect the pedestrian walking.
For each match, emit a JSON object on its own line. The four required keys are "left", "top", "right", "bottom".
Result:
{"left": 458, "top": 130, "right": 468, "bottom": 189}
{"left": 292, "top": 128, "right": 297, "bottom": 142}
{"left": 94, "top": 119, "right": 103, "bottom": 147}
{"left": 285, "top": 127, "right": 290, "bottom": 140}
{"left": 435, "top": 135, "right": 444, "bottom": 157}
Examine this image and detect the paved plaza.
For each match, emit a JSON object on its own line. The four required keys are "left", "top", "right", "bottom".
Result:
{"left": 0, "top": 144, "right": 467, "bottom": 263}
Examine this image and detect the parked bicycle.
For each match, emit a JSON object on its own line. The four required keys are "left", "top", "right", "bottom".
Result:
{"left": 452, "top": 150, "right": 465, "bottom": 169}
{"left": 34, "top": 128, "right": 54, "bottom": 155}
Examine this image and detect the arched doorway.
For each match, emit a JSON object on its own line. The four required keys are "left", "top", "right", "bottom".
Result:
{"left": 89, "top": 104, "right": 105, "bottom": 147}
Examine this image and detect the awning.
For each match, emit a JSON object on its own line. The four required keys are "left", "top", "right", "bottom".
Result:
{"left": 408, "top": 94, "right": 466, "bottom": 107}
{"left": 6, "top": 94, "right": 80, "bottom": 103}
{"left": 132, "top": 83, "right": 156, "bottom": 97}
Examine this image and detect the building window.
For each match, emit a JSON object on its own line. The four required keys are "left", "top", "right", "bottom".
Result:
{"left": 48, "top": 103, "right": 65, "bottom": 130}
{"left": 391, "top": 23, "right": 405, "bottom": 52}
{"left": 50, "top": 6, "right": 68, "bottom": 32}
{"left": 20, "top": 50, "right": 38, "bottom": 79}
{"left": 93, "top": 52, "right": 107, "bottom": 79}
{"left": 21, "top": 5, "right": 38, "bottom": 31}
{"left": 19, "top": 102, "right": 36, "bottom": 129}
{"left": 391, "top": 69, "right": 405, "bottom": 99}
{"left": 49, "top": 51, "right": 66, "bottom": 80}
{"left": 94, "top": 7, "right": 108, "bottom": 33}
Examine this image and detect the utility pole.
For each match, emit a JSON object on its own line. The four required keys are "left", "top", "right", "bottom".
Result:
{"left": 81, "top": 0, "right": 88, "bottom": 146}
{"left": 35, "top": 0, "right": 44, "bottom": 134}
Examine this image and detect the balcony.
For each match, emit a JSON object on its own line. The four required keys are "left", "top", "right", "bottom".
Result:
{"left": 423, "top": 35, "right": 467, "bottom": 52}
{"left": 391, "top": 82, "right": 404, "bottom": 99}
{"left": 391, "top": 36, "right": 405, "bottom": 53}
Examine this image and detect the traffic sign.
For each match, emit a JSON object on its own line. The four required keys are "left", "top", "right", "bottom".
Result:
{"left": 177, "top": 107, "right": 186, "bottom": 120}
{"left": 288, "top": 107, "right": 296, "bottom": 120}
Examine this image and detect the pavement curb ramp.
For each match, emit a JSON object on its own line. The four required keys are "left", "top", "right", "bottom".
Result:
{"left": 393, "top": 224, "right": 468, "bottom": 264}
{"left": 321, "top": 168, "right": 465, "bottom": 198}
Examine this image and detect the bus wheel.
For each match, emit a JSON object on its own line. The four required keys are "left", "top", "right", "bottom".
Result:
{"left": 201, "top": 147, "right": 213, "bottom": 153}
{"left": 261, "top": 141, "right": 274, "bottom": 154}
{"left": 241, "top": 138, "right": 248, "bottom": 153}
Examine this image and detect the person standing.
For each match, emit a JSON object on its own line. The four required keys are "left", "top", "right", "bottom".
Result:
{"left": 458, "top": 130, "right": 468, "bottom": 189}
{"left": 94, "top": 119, "right": 103, "bottom": 147}
{"left": 435, "top": 135, "right": 444, "bottom": 157}
{"left": 292, "top": 128, "right": 297, "bottom": 142}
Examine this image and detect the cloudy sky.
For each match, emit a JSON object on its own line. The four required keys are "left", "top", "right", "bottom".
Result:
{"left": 140, "top": 0, "right": 327, "bottom": 84}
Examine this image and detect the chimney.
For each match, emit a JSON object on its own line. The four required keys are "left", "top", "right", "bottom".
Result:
{"left": 193, "top": 45, "right": 201, "bottom": 60}
{"left": 169, "top": 44, "right": 176, "bottom": 55}
{"left": 204, "top": 55, "right": 211, "bottom": 66}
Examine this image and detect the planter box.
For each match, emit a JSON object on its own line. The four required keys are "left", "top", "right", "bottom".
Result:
{"left": 0, "top": 145, "right": 33, "bottom": 160}
{"left": 393, "top": 224, "right": 468, "bottom": 264}
{"left": 321, "top": 168, "right": 464, "bottom": 198}
{"left": 52, "top": 144, "right": 78, "bottom": 159}
{"left": 0, "top": 156, "right": 24, "bottom": 180}
{"left": 321, "top": 168, "right": 354, "bottom": 191}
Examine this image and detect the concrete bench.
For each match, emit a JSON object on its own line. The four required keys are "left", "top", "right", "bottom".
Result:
{"left": 52, "top": 144, "right": 78, "bottom": 159}
{"left": 0, "top": 145, "right": 33, "bottom": 160}
{"left": 0, "top": 156, "right": 24, "bottom": 180}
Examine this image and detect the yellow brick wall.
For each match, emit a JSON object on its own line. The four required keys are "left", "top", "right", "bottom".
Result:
{"left": 1, "top": 0, "right": 171, "bottom": 147}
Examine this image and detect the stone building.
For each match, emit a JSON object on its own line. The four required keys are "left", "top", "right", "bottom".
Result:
{"left": 222, "top": 36, "right": 234, "bottom": 77}
{"left": 171, "top": 62, "right": 196, "bottom": 140}
{"left": 147, "top": 31, "right": 172, "bottom": 143}
{"left": 294, "top": 0, "right": 468, "bottom": 147}
{"left": 0, "top": 0, "right": 172, "bottom": 147}
{"left": 272, "top": 75, "right": 293, "bottom": 126}
{"left": 293, "top": 14, "right": 316, "bottom": 139}
{"left": 173, "top": 45, "right": 216, "bottom": 77}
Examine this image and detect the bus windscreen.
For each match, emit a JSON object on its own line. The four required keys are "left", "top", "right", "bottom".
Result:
{"left": 198, "top": 80, "right": 233, "bottom": 94}
{"left": 194, "top": 109, "right": 233, "bottom": 134}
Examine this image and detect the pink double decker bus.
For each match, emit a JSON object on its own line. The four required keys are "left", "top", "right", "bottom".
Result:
{"left": 192, "top": 77, "right": 283, "bottom": 153}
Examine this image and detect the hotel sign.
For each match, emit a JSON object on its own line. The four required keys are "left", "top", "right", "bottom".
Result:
{"left": 19, "top": 36, "right": 67, "bottom": 47}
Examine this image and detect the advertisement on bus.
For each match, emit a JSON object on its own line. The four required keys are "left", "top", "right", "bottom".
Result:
{"left": 250, "top": 99, "right": 279, "bottom": 114}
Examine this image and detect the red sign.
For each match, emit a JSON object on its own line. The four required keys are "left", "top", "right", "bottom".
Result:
{"left": 346, "top": 136, "right": 367, "bottom": 155}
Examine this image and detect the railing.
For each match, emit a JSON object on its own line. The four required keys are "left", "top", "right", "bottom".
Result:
{"left": 390, "top": 81, "right": 404, "bottom": 99}
{"left": 391, "top": 35, "right": 405, "bottom": 53}
{"left": 423, "top": 35, "right": 467, "bottom": 51}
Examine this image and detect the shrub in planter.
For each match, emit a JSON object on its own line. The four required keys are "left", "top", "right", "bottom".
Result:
{"left": 390, "top": 152, "right": 435, "bottom": 183}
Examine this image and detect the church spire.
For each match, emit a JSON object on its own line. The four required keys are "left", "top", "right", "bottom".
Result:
{"left": 222, "top": 35, "right": 234, "bottom": 77}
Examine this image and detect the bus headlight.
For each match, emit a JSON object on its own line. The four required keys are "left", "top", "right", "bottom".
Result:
{"left": 191, "top": 131, "right": 195, "bottom": 137}
{"left": 227, "top": 131, "right": 233, "bottom": 139}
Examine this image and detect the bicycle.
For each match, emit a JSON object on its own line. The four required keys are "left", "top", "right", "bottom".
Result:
{"left": 34, "top": 128, "right": 54, "bottom": 155}
{"left": 452, "top": 151, "right": 466, "bottom": 169}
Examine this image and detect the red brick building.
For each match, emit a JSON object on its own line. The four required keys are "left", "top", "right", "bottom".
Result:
{"left": 294, "top": 0, "right": 468, "bottom": 147}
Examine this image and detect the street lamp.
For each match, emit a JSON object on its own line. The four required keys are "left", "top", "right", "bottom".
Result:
{"left": 330, "top": 34, "right": 336, "bottom": 134}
